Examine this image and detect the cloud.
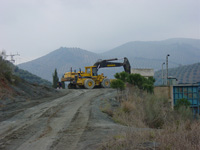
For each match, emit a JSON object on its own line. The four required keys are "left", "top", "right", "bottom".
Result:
{"left": 0, "top": 0, "right": 199, "bottom": 63}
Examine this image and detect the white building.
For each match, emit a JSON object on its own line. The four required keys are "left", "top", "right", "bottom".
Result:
{"left": 131, "top": 68, "right": 154, "bottom": 78}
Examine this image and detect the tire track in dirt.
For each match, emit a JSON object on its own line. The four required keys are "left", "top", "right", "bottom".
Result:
{"left": 0, "top": 89, "right": 118, "bottom": 150}
{"left": 15, "top": 90, "right": 104, "bottom": 150}
{"left": 49, "top": 92, "right": 104, "bottom": 150}
{"left": 0, "top": 90, "right": 86, "bottom": 150}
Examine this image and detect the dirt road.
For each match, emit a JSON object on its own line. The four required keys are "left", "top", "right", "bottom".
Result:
{"left": 0, "top": 89, "right": 122, "bottom": 150}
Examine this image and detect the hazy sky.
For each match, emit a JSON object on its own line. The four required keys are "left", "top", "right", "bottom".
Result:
{"left": 0, "top": 0, "right": 200, "bottom": 64}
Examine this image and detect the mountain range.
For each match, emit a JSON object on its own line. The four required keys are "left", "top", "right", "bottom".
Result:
{"left": 18, "top": 38, "right": 200, "bottom": 82}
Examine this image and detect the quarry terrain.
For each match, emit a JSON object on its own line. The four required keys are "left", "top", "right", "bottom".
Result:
{"left": 0, "top": 88, "right": 122, "bottom": 150}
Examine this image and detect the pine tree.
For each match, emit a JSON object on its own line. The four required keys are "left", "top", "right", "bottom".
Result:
{"left": 52, "top": 68, "right": 59, "bottom": 88}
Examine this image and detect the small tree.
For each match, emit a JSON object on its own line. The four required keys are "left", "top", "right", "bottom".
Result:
{"left": 111, "top": 79, "right": 125, "bottom": 101}
{"left": 127, "top": 73, "right": 144, "bottom": 89}
{"left": 127, "top": 73, "right": 155, "bottom": 93}
{"left": 111, "top": 79, "right": 125, "bottom": 91}
{"left": 114, "top": 71, "right": 129, "bottom": 82}
{"left": 52, "top": 68, "right": 59, "bottom": 88}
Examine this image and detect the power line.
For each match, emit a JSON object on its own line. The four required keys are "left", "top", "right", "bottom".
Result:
{"left": 6, "top": 53, "right": 20, "bottom": 63}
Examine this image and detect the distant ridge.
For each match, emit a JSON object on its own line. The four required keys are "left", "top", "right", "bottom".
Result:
{"left": 102, "top": 38, "right": 200, "bottom": 69}
{"left": 18, "top": 47, "right": 104, "bottom": 82}
{"left": 18, "top": 38, "right": 200, "bottom": 81}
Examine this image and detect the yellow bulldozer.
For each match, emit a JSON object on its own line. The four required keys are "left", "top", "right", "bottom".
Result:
{"left": 61, "top": 57, "right": 131, "bottom": 89}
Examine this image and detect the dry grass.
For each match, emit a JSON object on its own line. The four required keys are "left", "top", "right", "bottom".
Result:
{"left": 100, "top": 129, "right": 158, "bottom": 150}
{"left": 100, "top": 86, "right": 199, "bottom": 150}
{"left": 100, "top": 100, "right": 114, "bottom": 117}
{"left": 156, "top": 121, "right": 200, "bottom": 150}
{"left": 101, "top": 122, "right": 200, "bottom": 150}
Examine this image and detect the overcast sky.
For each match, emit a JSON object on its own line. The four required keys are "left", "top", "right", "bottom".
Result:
{"left": 0, "top": 0, "right": 200, "bottom": 64}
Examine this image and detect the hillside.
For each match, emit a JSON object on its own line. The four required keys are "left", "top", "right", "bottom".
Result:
{"left": 154, "top": 62, "right": 200, "bottom": 85}
{"left": 0, "top": 57, "right": 58, "bottom": 120}
{"left": 102, "top": 38, "right": 200, "bottom": 70}
{"left": 13, "top": 67, "right": 52, "bottom": 86}
{"left": 18, "top": 38, "right": 200, "bottom": 81}
{"left": 0, "top": 58, "right": 56, "bottom": 101}
{"left": 18, "top": 47, "right": 103, "bottom": 82}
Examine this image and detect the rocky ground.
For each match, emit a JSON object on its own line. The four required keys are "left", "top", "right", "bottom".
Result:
{"left": 0, "top": 88, "right": 124, "bottom": 150}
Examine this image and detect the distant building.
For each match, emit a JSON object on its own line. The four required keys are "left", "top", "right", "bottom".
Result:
{"left": 173, "top": 82, "right": 200, "bottom": 115}
{"left": 131, "top": 68, "right": 154, "bottom": 78}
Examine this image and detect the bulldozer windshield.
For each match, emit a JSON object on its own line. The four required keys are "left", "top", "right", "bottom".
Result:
{"left": 86, "top": 68, "right": 90, "bottom": 74}
{"left": 92, "top": 67, "right": 98, "bottom": 76}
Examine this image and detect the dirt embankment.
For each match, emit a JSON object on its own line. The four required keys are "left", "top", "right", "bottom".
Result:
{"left": 0, "top": 77, "right": 59, "bottom": 122}
{"left": 0, "top": 88, "right": 122, "bottom": 150}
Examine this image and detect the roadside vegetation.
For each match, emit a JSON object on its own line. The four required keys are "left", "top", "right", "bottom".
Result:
{"left": 52, "top": 68, "right": 65, "bottom": 89}
{"left": 100, "top": 72, "right": 200, "bottom": 150}
{"left": 0, "top": 56, "right": 51, "bottom": 86}
{"left": 0, "top": 56, "right": 14, "bottom": 82}
{"left": 14, "top": 67, "right": 51, "bottom": 86}
{"left": 112, "top": 71, "right": 155, "bottom": 93}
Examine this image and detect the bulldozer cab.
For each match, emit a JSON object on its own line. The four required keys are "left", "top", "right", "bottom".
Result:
{"left": 85, "top": 66, "right": 98, "bottom": 76}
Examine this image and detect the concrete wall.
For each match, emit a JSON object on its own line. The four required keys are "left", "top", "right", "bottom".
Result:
{"left": 131, "top": 68, "right": 154, "bottom": 77}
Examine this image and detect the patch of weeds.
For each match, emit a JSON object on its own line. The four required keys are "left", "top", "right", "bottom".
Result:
{"left": 99, "top": 129, "right": 158, "bottom": 150}
{"left": 121, "top": 101, "right": 134, "bottom": 114}
{"left": 100, "top": 99, "right": 113, "bottom": 117}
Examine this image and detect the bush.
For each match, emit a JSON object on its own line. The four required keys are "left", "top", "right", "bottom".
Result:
{"left": 175, "top": 98, "right": 191, "bottom": 109}
{"left": 114, "top": 71, "right": 129, "bottom": 82}
{"left": 127, "top": 73, "right": 144, "bottom": 88}
{"left": 110, "top": 79, "right": 125, "bottom": 91}
{"left": 114, "top": 72, "right": 155, "bottom": 93}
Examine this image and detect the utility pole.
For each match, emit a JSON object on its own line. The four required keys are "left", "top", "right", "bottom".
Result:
{"left": 166, "top": 54, "right": 170, "bottom": 85}
{"left": 6, "top": 53, "right": 20, "bottom": 63}
{"left": 162, "top": 62, "right": 165, "bottom": 85}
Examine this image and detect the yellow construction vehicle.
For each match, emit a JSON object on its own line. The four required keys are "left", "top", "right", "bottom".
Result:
{"left": 61, "top": 57, "right": 131, "bottom": 89}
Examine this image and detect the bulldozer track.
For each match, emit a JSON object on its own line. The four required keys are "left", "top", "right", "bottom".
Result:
{"left": 0, "top": 89, "right": 120, "bottom": 150}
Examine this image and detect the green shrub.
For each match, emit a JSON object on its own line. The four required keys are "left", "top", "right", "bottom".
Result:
{"left": 110, "top": 79, "right": 125, "bottom": 91}
{"left": 127, "top": 73, "right": 144, "bottom": 89}
{"left": 114, "top": 72, "right": 155, "bottom": 93}
{"left": 114, "top": 71, "right": 129, "bottom": 82}
{"left": 175, "top": 98, "right": 191, "bottom": 109}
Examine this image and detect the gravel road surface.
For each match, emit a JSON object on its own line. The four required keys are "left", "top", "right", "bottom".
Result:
{"left": 0, "top": 89, "right": 122, "bottom": 150}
